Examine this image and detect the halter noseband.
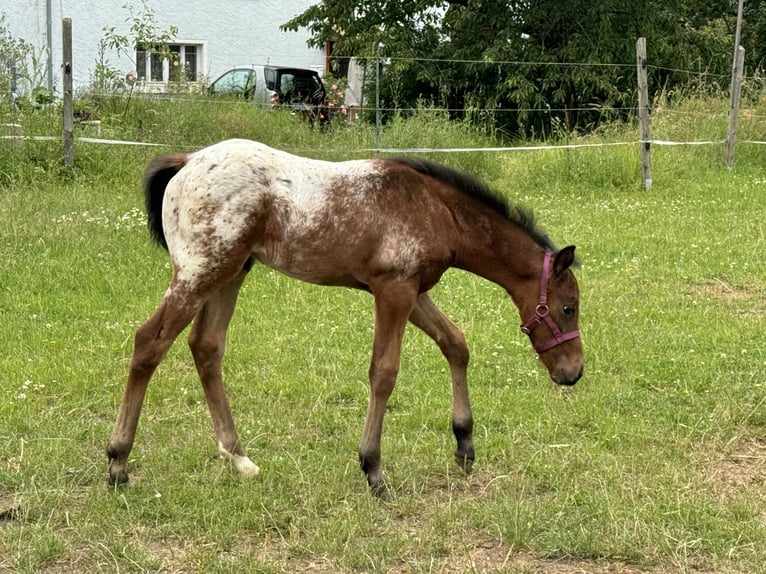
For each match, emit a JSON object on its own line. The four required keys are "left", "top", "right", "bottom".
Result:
{"left": 520, "top": 251, "right": 580, "bottom": 354}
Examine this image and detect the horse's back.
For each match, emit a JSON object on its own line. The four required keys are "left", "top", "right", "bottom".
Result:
{"left": 162, "top": 139, "right": 455, "bottom": 290}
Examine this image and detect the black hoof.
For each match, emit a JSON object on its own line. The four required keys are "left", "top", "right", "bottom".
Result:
{"left": 455, "top": 453, "right": 475, "bottom": 474}
{"left": 107, "top": 460, "right": 130, "bottom": 487}
{"left": 107, "top": 472, "right": 129, "bottom": 487}
{"left": 369, "top": 480, "right": 392, "bottom": 500}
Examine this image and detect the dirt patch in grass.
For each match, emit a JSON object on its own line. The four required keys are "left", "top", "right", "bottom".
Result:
{"left": 708, "top": 437, "right": 766, "bottom": 498}
{"left": 703, "top": 435, "right": 766, "bottom": 539}
{"left": 690, "top": 279, "right": 764, "bottom": 320}
{"left": 424, "top": 543, "right": 650, "bottom": 574}
{"left": 691, "top": 279, "right": 764, "bottom": 318}
{"left": 247, "top": 536, "right": 670, "bottom": 574}
{"left": 691, "top": 279, "right": 756, "bottom": 301}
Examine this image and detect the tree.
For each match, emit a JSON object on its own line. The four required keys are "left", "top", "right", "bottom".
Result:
{"left": 96, "top": 0, "right": 177, "bottom": 93}
{"left": 742, "top": 1, "right": 766, "bottom": 77}
{"left": 0, "top": 13, "right": 45, "bottom": 107}
{"left": 283, "top": 0, "right": 741, "bottom": 135}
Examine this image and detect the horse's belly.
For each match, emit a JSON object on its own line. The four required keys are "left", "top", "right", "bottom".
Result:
{"left": 253, "top": 243, "right": 367, "bottom": 288}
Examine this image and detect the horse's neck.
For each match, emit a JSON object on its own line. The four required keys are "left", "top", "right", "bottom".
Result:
{"left": 453, "top": 211, "right": 543, "bottom": 298}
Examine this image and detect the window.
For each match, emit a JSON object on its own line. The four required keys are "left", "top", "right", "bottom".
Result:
{"left": 136, "top": 43, "right": 202, "bottom": 83}
{"left": 183, "top": 46, "right": 197, "bottom": 81}
{"left": 150, "top": 51, "right": 163, "bottom": 81}
{"left": 264, "top": 67, "right": 276, "bottom": 91}
{"left": 209, "top": 69, "right": 254, "bottom": 95}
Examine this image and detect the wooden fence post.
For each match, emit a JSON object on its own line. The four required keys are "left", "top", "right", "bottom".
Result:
{"left": 726, "top": 0, "right": 745, "bottom": 169}
{"left": 62, "top": 18, "right": 74, "bottom": 167}
{"left": 726, "top": 46, "right": 745, "bottom": 169}
{"left": 636, "top": 37, "right": 652, "bottom": 190}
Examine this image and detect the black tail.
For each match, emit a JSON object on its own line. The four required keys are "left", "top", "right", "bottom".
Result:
{"left": 143, "top": 154, "right": 188, "bottom": 250}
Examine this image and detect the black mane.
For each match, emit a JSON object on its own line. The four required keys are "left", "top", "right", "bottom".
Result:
{"left": 392, "top": 157, "right": 556, "bottom": 251}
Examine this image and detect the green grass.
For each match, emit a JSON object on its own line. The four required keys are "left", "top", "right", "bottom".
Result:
{"left": 0, "top": 99, "right": 765, "bottom": 573}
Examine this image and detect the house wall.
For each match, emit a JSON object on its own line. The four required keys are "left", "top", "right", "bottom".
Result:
{"left": 3, "top": 0, "right": 324, "bottom": 95}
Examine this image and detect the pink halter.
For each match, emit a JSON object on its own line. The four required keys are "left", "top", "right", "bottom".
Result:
{"left": 520, "top": 251, "right": 580, "bottom": 353}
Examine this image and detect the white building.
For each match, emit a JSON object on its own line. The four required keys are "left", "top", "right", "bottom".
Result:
{"left": 3, "top": 0, "right": 326, "bottom": 95}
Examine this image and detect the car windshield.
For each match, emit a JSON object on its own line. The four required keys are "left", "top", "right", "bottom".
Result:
{"left": 210, "top": 69, "right": 254, "bottom": 95}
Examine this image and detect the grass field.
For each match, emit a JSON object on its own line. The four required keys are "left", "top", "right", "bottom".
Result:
{"left": 0, "top": 99, "right": 765, "bottom": 573}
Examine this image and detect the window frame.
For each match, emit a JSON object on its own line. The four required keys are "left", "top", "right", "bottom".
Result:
{"left": 135, "top": 41, "right": 205, "bottom": 86}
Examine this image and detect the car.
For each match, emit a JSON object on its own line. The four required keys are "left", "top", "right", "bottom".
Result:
{"left": 208, "top": 64, "right": 327, "bottom": 122}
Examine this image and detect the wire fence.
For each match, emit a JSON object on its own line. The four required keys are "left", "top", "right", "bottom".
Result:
{"left": 4, "top": 50, "right": 766, "bottom": 160}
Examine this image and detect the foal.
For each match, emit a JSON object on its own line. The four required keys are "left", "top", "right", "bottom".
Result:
{"left": 107, "top": 139, "right": 583, "bottom": 496}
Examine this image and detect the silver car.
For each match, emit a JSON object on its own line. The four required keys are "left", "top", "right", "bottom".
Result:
{"left": 209, "top": 64, "right": 327, "bottom": 121}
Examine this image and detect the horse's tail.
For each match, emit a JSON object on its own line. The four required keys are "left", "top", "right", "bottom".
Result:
{"left": 143, "top": 154, "right": 188, "bottom": 250}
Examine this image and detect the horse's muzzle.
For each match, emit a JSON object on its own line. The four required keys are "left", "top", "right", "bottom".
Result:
{"left": 552, "top": 364, "right": 583, "bottom": 386}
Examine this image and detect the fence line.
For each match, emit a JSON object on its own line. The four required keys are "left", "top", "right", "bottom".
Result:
{"left": 5, "top": 133, "right": 766, "bottom": 155}
{"left": 348, "top": 55, "right": 638, "bottom": 69}
{"left": 63, "top": 91, "right": 643, "bottom": 116}
{"left": 59, "top": 47, "right": 741, "bottom": 117}
{"left": 4, "top": 33, "right": 758, "bottom": 180}
{"left": 59, "top": 92, "right": 766, "bottom": 121}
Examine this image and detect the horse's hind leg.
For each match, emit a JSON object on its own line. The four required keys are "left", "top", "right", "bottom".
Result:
{"left": 107, "top": 286, "right": 202, "bottom": 485}
{"left": 409, "top": 293, "right": 474, "bottom": 472}
{"left": 188, "top": 269, "right": 259, "bottom": 477}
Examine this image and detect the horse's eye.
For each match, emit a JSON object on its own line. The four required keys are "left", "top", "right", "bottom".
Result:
{"left": 563, "top": 305, "right": 576, "bottom": 316}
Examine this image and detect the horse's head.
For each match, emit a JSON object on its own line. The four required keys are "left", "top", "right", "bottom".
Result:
{"left": 519, "top": 246, "right": 583, "bottom": 386}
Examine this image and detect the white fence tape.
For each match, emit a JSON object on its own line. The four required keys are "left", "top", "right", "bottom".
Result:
{"left": 3, "top": 134, "right": 766, "bottom": 153}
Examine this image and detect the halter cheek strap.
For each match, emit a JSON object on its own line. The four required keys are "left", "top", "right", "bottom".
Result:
{"left": 520, "top": 251, "right": 580, "bottom": 354}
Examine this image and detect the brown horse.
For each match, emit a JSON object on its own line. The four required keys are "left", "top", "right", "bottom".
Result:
{"left": 107, "top": 139, "right": 583, "bottom": 497}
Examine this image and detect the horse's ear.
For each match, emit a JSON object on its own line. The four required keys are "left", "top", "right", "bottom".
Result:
{"left": 553, "top": 245, "right": 576, "bottom": 276}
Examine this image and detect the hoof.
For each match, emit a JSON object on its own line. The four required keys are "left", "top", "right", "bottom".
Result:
{"left": 107, "top": 468, "right": 129, "bottom": 487}
{"left": 233, "top": 456, "right": 260, "bottom": 478}
{"left": 218, "top": 444, "right": 260, "bottom": 478}
{"left": 369, "top": 480, "right": 392, "bottom": 500}
{"left": 454, "top": 453, "right": 474, "bottom": 474}
{"left": 106, "top": 444, "right": 130, "bottom": 487}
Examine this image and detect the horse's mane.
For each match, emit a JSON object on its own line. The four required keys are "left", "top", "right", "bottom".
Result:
{"left": 391, "top": 157, "right": 556, "bottom": 251}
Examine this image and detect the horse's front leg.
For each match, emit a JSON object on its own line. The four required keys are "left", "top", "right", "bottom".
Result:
{"left": 359, "top": 281, "right": 419, "bottom": 497}
{"left": 409, "top": 293, "right": 474, "bottom": 472}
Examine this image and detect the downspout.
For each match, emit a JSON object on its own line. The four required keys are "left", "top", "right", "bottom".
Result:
{"left": 46, "top": 0, "right": 53, "bottom": 92}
